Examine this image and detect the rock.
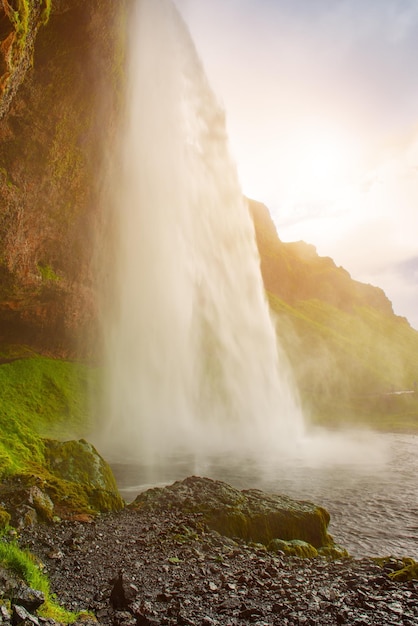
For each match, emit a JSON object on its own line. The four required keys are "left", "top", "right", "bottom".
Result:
{"left": 388, "top": 558, "right": 418, "bottom": 582}
{"left": 11, "top": 604, "right": 39, "bottom": 626}
{"left": 0, "top": 445, "right": 123, "bottom": 526}
{"left": 12, "top": 582, "right": 45, "bottom": 612}
{"left": 0, "top": 507, "right": 11, "bottom": 529}
{"left": 0, "top": 564, "right": 20, "bottom": 596}
{"left": 318, "top": 544, "right": 350, "bottom": 560}
{"left": 44, "top": 439, "right": 118, "bottom": 493}
{"left": 28, "top": 487, "right": 54, "bottom": 523}
{"left": 15, "top": 481, "right": 418, "bottom": 626}
{"left": 43, "top": 438, "right": 124, "bottom": 516}
{"left": 109, "top": 571, "right": 138, "bottom": 609}
{"left": 268, "top": 538, "right": 318, "bottom": 558}
{"left": 0, "top": 604, "right": 11, "bottom": 621}
{"left": 15, "top": 506, "right": 38, "bottom": 529}
{"left": 130, "top": 476, "right": 333, "bottom": 549}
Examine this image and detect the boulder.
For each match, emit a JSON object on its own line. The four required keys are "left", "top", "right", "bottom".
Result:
{"left": 0, "top": 439, "right": 123, "bottom": 522}
{"left": 43, "top": 438, "right": 124, "bottom": 517}
{"left": 44, "top": 439, "right": 118, "bottom": 492}
{"left": 130, "top": 476, "right": 334, "bottom": 550}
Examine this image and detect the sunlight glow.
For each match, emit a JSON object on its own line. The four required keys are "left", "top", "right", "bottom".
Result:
{"left": 281, "top": 121, "right": 362, "bottom": 205}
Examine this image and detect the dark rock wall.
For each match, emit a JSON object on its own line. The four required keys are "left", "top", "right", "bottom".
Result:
{"left": 0, "top": 0, "right": 128, "bottom": 356}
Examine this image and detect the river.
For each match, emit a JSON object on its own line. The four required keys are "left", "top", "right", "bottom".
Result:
{"left": 112, "top": 431, "right": 418, "bottom": 559}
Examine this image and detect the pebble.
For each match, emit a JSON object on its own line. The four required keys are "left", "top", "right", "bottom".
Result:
{"left": 8, "top": 507, "right": 415, "bottom": 625}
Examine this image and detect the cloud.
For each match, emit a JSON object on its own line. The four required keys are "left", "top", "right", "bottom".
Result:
{"left": 276, "top": 127, "right": 418, "bottom": 327}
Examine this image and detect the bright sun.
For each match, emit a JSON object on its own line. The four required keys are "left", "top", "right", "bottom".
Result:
{"left": 233, "top": 118, "right": 362, "bottom": 214}
{"left": 283, "top": 122, "right": 360, "bottom": 205}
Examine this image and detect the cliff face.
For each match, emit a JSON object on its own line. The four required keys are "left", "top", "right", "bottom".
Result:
{"left": 249, "top": 200, "right": 394, "bottom": 316}
{"left": 0, "top": 0, "right": 127, "bottom": 356}
{"left": 249, "top": 199, "right": 418, "bottom": 428}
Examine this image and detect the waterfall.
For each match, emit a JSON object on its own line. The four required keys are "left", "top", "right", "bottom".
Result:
{"left": 97, "top": 0, "right": 305, "bottom": 466}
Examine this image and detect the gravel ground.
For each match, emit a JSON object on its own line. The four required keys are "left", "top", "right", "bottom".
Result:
{"left": 18, "top": 506, "right": 418, "bottom": 626}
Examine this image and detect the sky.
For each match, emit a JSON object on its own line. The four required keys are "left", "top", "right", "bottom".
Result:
{"left": 174, "top": 0, "right": 418, "bottom": 329}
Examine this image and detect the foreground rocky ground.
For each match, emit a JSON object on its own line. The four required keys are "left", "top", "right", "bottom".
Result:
{"left": 11, "top": 478, "right": 417, "bottom": 626}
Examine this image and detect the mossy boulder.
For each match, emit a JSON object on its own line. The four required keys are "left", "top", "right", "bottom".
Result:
{"left": 44, "top": 438, "right": 117, "bottom": 492}
{"left": 130, "top": 476, "right": 335, "bottom": 551}
{"left": 0, "top": 439, "right": 123, "bottom": 523}
{"left": 43, "top": 438, "right": 124, "bottom": 518}
{"left": 388, "top": 559, "right": 418, "bottom": 582}
{"left": 268, "top": 538, "right": 318, "bottom": 558}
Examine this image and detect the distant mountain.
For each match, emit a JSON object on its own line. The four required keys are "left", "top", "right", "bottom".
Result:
{"left": 249, "top": 199, "right": 418, "bottom": 431}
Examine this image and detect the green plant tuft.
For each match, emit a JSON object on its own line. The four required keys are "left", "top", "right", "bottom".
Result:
{"left": 0, "top": 540, "right": 80, "bottom": 623}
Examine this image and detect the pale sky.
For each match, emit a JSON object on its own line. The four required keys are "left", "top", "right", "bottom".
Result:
{"left": 174, "top": 0, "right": 418, "bottom": 329}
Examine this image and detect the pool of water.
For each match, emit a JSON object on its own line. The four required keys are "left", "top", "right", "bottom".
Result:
{"left": 111, "top": 431, "right": 418, "bottom": 559}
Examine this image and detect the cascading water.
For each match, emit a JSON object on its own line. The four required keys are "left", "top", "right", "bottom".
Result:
{"left": 97, "top": 0, "right": 305, "bottom": 467}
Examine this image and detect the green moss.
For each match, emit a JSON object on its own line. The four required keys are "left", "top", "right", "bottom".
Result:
{"left": 374, "top": 556, "right": 418, "bottom": 582}
{"left": 268, "top": 538, "right": 318, "bottom": 558}
{"left": 0, "top": 355, "right": 122, "bottom": 516}
{"left": 0, "top": 507, "right": 11, "bottom": 529}
{"left": 0, "top": 356, "right": 97, "bottom": 459}
{"left": 41, "top": 0, "right": 52, "bottom": 26}
{"left": 388, "top": 558, "right": 418, "bottom": 582}
{"left": 37, "top": 262, "right": 61, "bottom": 283}
{"left": 0, "top": 540, "right": 81, "bottom": 623}
{"left": 6, "top": 0, "right": 51, "bottom": 50}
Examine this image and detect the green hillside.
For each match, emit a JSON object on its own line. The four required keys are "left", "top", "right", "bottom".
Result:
{"left": 250, "top": 199, "right": 418, "bottom": 432}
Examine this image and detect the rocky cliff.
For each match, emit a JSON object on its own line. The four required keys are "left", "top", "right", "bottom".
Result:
{"left": 0, "top": 0, "right": 127, "bottom": 356}
{"left": 248, "top": 200, "right": 418, "bottom": 428}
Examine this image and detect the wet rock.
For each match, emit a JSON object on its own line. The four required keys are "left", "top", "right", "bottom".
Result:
{"left": 0, "top": 507, "right": 11, "bottom": 530}
{"left": 14, "top": 477, "right": 418, "bottom": 626}
{"left": 28, "top": 487, "right": 54, "bottom": 523}
{"left": 44, "top": 439, "right": 120, "bottom": 495}
{"left": 268, "top": 538, "right": 318, "bottom": 558}
{"left": 130, "top": 476, "right": 333, "bottom": 549}
{"left": 0, "top": 603, "right": 11, "bottom": 622}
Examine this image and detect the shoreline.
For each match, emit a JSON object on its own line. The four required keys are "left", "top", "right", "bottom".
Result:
{"left": 17, "top": 504, "right": 418, "bottom": 626}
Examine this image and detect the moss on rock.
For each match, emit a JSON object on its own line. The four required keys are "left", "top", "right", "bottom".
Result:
{"left": 131, "top": 476, "right": 335, "bottom": 551}
{"left": 0, "top": 506, "right": 11, "bottom": 529}
{"left": 268, "top": 538, "right": 318, "bottom": 558}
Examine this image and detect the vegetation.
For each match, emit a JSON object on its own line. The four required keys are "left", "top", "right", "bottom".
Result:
{"left": 3, "top": 1, "right": 51, "bottom": 49}
{"left": 0, "top": 536, "right": 81, "bottom": 622}
{"left": 248, "top": 199, "right": 418, "bottom": 432}
{"left": 268, "top": 291, "right": 418, "bottom": 432}
{"left": 0, "top": 353, "right": 124, "bottom": 517}
{"left": 0, "top": 354, "right": 96, "bottom": 478}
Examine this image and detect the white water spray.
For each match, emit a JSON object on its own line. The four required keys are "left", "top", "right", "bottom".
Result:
{"left": 98, "top": 0, "right": 305, "bottom": 465}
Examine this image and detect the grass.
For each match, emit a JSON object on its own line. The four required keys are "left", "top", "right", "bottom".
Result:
{"left": 267, "top": 292, "right": 418, "bottom": 432}
{"left": 0, "top": 537, "right": 82, "bottom": 623}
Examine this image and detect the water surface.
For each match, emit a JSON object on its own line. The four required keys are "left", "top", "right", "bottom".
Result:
{"left": 112, "top": 432, "right": 418, "bottom": 559}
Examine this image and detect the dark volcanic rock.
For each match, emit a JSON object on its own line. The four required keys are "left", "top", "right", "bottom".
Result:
{"left": 14, "top": 477, "right": 418, "bottom": 626}
{"left": 130, "top": 475, "right": 333, "bottom": 549}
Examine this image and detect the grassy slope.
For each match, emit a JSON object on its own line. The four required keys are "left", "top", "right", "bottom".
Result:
{"left": 246, "top": 199, "right": 418, "bottom": 431}
{"left": 269, "top": 294, "right": 418, "bottom": 431}
{"left": 0, "top": 352, "right": 96, "bottom": 478}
